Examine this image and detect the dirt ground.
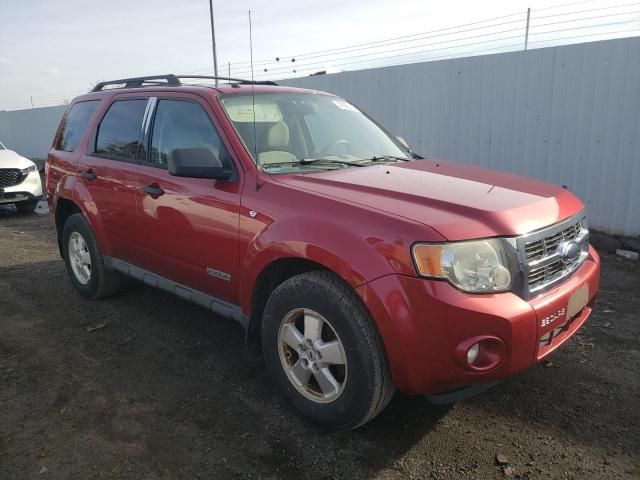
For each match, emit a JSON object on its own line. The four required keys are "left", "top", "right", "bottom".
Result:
{"left": 1, "top": 207, "right": 639, "bottom": 480}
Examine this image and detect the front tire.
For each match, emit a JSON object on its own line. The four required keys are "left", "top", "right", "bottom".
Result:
{"left": 62, "top": 213, "right": 120, "bottom": 299}
{"left": 262, "top": 271, "right": 395, "bottom": 431}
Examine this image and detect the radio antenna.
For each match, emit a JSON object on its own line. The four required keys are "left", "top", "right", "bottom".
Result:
{"left": 249, "top": 10, "right": 262, "bottom": 191}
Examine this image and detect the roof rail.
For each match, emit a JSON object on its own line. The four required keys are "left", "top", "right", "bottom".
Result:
{"left": 91, "top": 74, "right": 180, "bottom": 92}
{"left": 90, "top": 74, "right": 278, "bottom": 92}
{"left": 177, "top": 75, "right": 278, "bottom": 86}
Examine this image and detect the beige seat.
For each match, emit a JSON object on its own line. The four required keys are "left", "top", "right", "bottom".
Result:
{"left": 258, "top": 122, "right": 298, "bottom": 165}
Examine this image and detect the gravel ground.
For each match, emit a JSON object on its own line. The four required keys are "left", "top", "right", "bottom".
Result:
{"left": 1, "top": 208, "right": 639, "bottom": 480}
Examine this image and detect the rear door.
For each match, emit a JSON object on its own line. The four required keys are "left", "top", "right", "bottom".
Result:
{"left": 135, "top": 94, "right": 243, "bottom": 304}
{"left": 78, "top": 95, "right": 150, "bottom": 261}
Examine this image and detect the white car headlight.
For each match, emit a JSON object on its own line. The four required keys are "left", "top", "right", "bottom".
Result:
{"left": 21, "top": 165, "right": 37, "bottom": 174}
{"left": 412, "top": 238, "right": 513, "bottom": 293}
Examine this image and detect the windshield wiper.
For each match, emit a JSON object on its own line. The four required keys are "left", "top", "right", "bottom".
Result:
{"left": 362, "top": 155, "right": 411, "bottom": 163}
{"left": 299, "top": 158, "right": 366, "bottom": 167}
{"left": 260, "top": 158, "right": 364, "bottom": 170}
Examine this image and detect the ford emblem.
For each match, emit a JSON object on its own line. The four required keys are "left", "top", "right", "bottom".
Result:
{"left": 557, "top": 240, "right": 581, "bottom": 264}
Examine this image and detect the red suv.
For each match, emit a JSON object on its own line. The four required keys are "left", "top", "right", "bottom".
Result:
{"left": 46, "top": 74, "right": 600, "bottom": 430}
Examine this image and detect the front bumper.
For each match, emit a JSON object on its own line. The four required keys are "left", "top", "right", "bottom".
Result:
{"left": 0, "top": 170, "right": 42, "bottom": 204}
{"left": 357, "top": 245, "right": 600, "bottom": 396}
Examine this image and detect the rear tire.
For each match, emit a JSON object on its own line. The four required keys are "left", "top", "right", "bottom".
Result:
{"left": 62, "top": 213, "right": 120, "bottom": 300}
{"left": 262, "top": 270, "right": 395, "bottom": 431}
{"left": 16, "top": 201, "right": 37, "bottom": 213}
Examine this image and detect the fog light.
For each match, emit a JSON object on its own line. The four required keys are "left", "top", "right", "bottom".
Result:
{"left": 467, "top": 343, "right": 480, "bottom": 365}
{"left": 455, "top": 335, "right": 507, "bottom": 372}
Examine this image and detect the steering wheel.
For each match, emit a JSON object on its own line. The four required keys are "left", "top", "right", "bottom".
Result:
{"left": 321, "top": 139, "right": 351, "bottom": 155}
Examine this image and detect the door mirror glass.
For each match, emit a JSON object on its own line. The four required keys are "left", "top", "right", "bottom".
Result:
{"left": 168, "top": 147, "right": 231, "bottom": 180}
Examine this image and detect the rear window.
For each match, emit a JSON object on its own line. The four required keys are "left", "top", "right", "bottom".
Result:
{"left": 56, "top": 100, "right": 100, "bottom": 152}
{"left": 95, "top": 99, "right": 148, "bottom": 160}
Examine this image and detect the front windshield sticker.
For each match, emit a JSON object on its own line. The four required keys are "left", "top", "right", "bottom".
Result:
{"left": 223, "top": 100, "right": 283, "bottom": 123}
{"left": 332, "top": 99, "right": 358, "bottom": 111}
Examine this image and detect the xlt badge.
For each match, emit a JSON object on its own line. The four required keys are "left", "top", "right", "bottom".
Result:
{"left": 207, "top": 268, "right": 231, "bottom": 282}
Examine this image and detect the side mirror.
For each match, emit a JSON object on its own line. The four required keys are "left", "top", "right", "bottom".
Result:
{"left": 396, "top": 136, "right": 410, "bottom": 150}
{"left": 168, "top": 147, "right": 231, "bottom": 180}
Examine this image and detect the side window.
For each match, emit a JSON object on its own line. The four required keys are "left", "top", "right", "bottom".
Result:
{"left": 149, "top": 99, "right": 232, "bottom": 169}
{"left": 95, "top": 99, "right": 148, "bottom": 160}
{"left": 56, "top": 100, "right": 100, "bottom": 152}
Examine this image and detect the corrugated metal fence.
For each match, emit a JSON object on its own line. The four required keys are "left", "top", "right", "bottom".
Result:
{"left": 0, "top": 38, "right": 637, "bottom": 234}
{"left": 283, "top": 37, "right": 640, "bottom": 236}
{"left": 0, "top": 105, "right": 66, "bottom": 159}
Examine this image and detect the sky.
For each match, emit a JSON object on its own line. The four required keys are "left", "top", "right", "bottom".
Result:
{"left": 1, "top": 0, "right": 638, "bottom": 110}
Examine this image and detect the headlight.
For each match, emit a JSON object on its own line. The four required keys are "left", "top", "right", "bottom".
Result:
{"left": 412, "top": 238, "right": 513, "bottom": 293}
{"left": 21, "top": 165, "right": 37, "bottom": 174}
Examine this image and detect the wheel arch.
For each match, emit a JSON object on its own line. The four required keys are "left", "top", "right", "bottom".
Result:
{"left": 54, "top": 196, "right": 81, "bottom": 257}
{"left": 247, "top": 256, "right": 331, "bottom": 338}
{"left": 53, "top": 177, "right": 111, "bottom": 258}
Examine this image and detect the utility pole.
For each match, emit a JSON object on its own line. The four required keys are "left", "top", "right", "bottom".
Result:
{"left": 30, "top": 96, "right": 34, "bottom": 108}
{"left": 228, "top": 61, "right": 231, "bottom": 78}
{"left": 524, "top": 7, "right": 531, "bottom": 51}
{"left": 208, "top": 0, "right": 219, "bottom": 85}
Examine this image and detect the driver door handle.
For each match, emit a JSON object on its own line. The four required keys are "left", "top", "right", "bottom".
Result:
{"left": 142, "top": 183, "right": 165, "bottom": 198}
{"left": 80, "top": 169, "right": 97, "bottom": 181}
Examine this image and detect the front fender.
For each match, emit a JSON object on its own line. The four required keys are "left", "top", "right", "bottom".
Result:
{"left": 239, "top": 214, "right": 440, "bottom": 314}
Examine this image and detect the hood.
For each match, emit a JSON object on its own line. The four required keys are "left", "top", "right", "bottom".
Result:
{"left": 272, "top": 159, "right": 584, "bottom": 240}
{"left": 0, "top": 149, "right": 34, "bottom": 170}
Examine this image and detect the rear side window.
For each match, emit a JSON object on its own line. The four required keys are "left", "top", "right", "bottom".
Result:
{"left": 56, "top": 100, "right": 100, "bottom": 152}
{"left": 149, "top": 99, "right": 233, "bottom": 169}
{"left": 95, "top": 99, "right": 148, "bottom": 160}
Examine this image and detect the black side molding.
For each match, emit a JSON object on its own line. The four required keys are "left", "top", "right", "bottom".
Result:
{"left": 104, "top": 257, "right": 249, "bottom": 328}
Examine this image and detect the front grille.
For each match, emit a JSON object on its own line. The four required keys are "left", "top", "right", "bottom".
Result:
{"left": 524, "top": 222, "right": 582, "bottom": 261}
{"left": 0, "top": 169, "right": 24, "bottom": 188}
{"left": 517, "top": 213, "right": 588, "bottom": 297}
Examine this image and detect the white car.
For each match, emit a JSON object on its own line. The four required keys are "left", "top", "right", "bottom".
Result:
{"left": 0, "top": 141, "right": 43, "bottom": 213}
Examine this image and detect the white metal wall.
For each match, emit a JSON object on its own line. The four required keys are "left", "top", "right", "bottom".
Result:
{"left": 0, "top": 105, "right": 66, "bottom": 159}
{"left": 283, "top": 37, "right": 640, "bottom": 236}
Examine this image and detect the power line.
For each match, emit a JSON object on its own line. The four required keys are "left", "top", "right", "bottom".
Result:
{"left": 190, "top": 1, "right": 639, "bottom": 73}
{"left": 288, "top": 28, "right": 640, "bottom": 76}
{"left": 220, "top": 11, "right": 527, "bottom": 68}
{"left": 229, "top": 14, "right": 640, "bottom": 76}
{"left": 219, "top": 6, "right": 640, "bottom": 76}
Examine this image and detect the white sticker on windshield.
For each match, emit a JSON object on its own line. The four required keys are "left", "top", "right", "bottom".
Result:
{"left": 332, "top": 99, "right": 358, "bottom": 111}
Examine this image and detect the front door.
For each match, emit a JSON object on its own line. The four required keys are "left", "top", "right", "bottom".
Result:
{"left": 77, "top": 96, "right": 149, "bottom": 262}
{"left": 135, "top": 95, "right": 242, "bottom": 304}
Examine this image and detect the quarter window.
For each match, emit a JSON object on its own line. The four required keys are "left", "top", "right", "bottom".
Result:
{"left": 56, "top": 100, "right": 100, "bottom": 152}
{"left": 149, "top": 99, "right": 232, "bottom": 169}
{"left": 95, "top": 99, "right": 148, "bottom": 160}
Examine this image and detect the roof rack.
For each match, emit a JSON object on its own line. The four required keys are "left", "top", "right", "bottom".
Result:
{"left": 177, "top": 75, "right": 278, "bottom": 86}
{"left": 91, "top": 75, "right": 180, "bottom": 92}
{"left": 90, "top": 74, "right": 277, "bottom": 92}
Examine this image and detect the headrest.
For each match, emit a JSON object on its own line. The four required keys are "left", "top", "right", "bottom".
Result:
{"left": 265, "top": 122, "right": 289, "bottom": 149}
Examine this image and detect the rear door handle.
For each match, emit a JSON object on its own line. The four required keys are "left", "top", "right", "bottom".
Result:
{"left": 142, "top": 183, "right": 165, "bottom": 198}
{"left": 80, "top": 169, "right": 97, "bottom": 181}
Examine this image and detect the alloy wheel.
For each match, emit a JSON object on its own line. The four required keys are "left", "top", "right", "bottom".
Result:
{"left": 277, "top": 308, "right": 348, "bottom": 403}
{"left": 68, "top": 232, "right": 92, "bottom": 285}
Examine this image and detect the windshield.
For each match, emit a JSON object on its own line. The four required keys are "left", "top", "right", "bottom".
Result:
{"left": 219, "top": 93, "right": 411, "bottom": 172}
